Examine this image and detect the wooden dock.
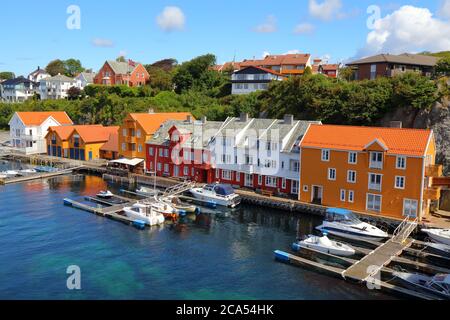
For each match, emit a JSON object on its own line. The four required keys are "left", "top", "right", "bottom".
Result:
{"left": 0, "top": 169, "right": 76, "bottom": 185}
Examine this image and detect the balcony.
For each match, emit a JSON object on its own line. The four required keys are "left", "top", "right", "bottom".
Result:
{"left": 368, "top": 183, "right": 382, "bottom": 192}
{"left": 369, "top": 161, "right": 383, "bottom": 170}
{"left": 423, "top": 187, "right": 441, "bottom": 200}
{"left": 425, "top": 164, "right": 443, "bottom": 177}
{"left": 238, "top": 164, "right": 254, "bottom": 174}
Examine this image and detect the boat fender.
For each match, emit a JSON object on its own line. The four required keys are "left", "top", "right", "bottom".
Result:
{"left": 291, "top": 243, "right": 301, "bottom": 252}
{"left": 132, "top": 220, "right": 146, "bottom": 230}
{"left": 274, "top": 250, "right": 290, "bottom": 262}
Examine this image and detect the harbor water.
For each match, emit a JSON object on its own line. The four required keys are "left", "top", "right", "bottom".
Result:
{"left": 0, "top": 163, "right": 394, "bottom": 299}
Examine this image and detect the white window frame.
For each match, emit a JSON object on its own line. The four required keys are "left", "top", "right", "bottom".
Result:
{"left": 366, "top": 193, "right": 382, "bottom": 213}
{"left": 368, "top": 173, "right": 382, "bottom": 191}
{"left": 164, "top": 163, "right": 169, "bottom": 174}
{"left": 215, "top": 169, "right": 220, "bottom": 179}
{"left": 258, "top": 175, "right": 263, "bottom": 186}
{"left": 136, "top": 129, "right": 141, "bottom": 138}
{"left": 396, "top": 156, "right": 407, "bottom": 170}
{"left": 340, "top": 189, "right": 346, "bottom": 202}
{"left": 281, "top": 178, "right": 286, "bottom": 189}
{"left": 347, "top": 170, "right": 357, "bottom": 183}
{"left": 138, "top": 144, "right": 142, "bottom": 153}
{"left": 157, "top": 163, "right": 162, "bottom": 171}
{"left": 245, "top": 174, "right": 253, "bottom": 187}
{"left": 121, "top": 143, "right": 126, "bottom": 151}
{"left": 348, "top": 152, "right": 357, "bottom": 164}
{"left": 403, "top": 199, "right": 418, "bottom": 218}
{"left": 236, "top": 172, "right": 241, "bottom": 182}
{"left": 122, "top": 128, "right": 127, "bottom": 137}
{"left": 149, "top": 147, "right": 154, "bottom": 156}
{"left": 221, "top": 170, "right": 232, "bottom": 180}
{"left": 164, "top": 149, "right": 169, "bottom": 158}
{"left": 328, "top": 168, "right": 336, "bottom": 181}
{"left": 395, "top": 176, "right": 405, "bottom": 189}
{"left": 321, "top": 149, "right": 330, "bottom": 162}
{"left": 369, "top": 152, "right": 383, "bottom": 169}
{"left": 348, "top": 190, "right": 355, "bottom": 203}
{"left": 184, "top": 166, "right": 189, "bottom": 176}
{"left": 265, "top": 176, "right": 278, "bottom": 188}
{"left": 291, "top": 180, "right": 299, "bottom": 194}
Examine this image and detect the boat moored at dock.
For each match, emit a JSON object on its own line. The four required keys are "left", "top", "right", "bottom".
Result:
{"left": 316, "top": 208, "right": 389, "bottom": 242}
{"left": 96, "top": 190, "right": 114, "bottom": 199}
{"left": 189, "top": 184, "right": 241, "bottom": 208}
{"left": 123, "top": 203, "right": 165, "bottom": 227}
{"left": 422, "top": 228, "right": 450, "bottom": 246}
{"left": 292, "top": 233, "right": 356, "bottom": 257}
{"left": 393, "top": 272, "right": 450, "bottom": 299}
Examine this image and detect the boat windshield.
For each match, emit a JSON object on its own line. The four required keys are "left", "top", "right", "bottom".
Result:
{"left": 327, "top": 212, "right": 361, "bottom": 224}
{"left": 214, "top": 185, "right": 235, "bottom": 196}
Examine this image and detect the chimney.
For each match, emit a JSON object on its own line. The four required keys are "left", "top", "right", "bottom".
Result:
{"left": 240, "top": 113, "right": 249, "bottom": 122}
{"left": 284, "top": 114, "right": 294, "bottom": 125}
{"left": 201, "top": 116, "right": 207, "bottom": 124}
{"left": 390, "top": 121, "right": 402, "bottom": 128}
{"left": 148, "top": 108, "right": 155, "bottom": 114}
{"left": 37, "top": 66, "right": 40, "bottom": 70}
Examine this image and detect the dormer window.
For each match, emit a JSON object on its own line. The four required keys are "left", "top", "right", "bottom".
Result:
{"left": 172, "top": 133, "right": 179, "bottom": 142}
{"left": 321, "top": 149, "right": 330, "bottom": 162}
{"left": 369, "top": 152, "right": 383, "bottom": 169}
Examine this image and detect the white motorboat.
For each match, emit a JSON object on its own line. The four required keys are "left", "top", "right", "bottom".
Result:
{"left": 316, "top": 208, "right": 389, "bottom": 242}
{"left": 1, "top": 170, "right": 21, "bottom": 178}
{"left": 19, "top": 169, "right": 37, "bottom": 176}
{"left": 162, "top": 196, "right": 199, "bottom": 215}
{"left": 189, "top": 184, "right": 241, "bottom": 208}
{"left": 97, "top": 190, "right": 114, "bottom": 199}
{"left": 422, "top": 228, "right": 450, "bottom": 246}
{"left": 424, "top": 242, "right": 450, "bottom": 257}
{"left": 145, "top": 197, "right": 176, "bottom": 217}
{"left": 136, "top": 186, "right": 158, "bottom": 197}
{"left": 393, "top": 272, "right": 450, "bottom": 299}
{"left": 123, "top": 203, "right": 165, "bottom": 226}
{"left": 293, "top": 234, "right": 356, "bottom": 257}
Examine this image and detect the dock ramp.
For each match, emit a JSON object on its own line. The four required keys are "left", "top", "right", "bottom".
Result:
{"left": 163, "top": 180, "right": 196, "bottom": 197}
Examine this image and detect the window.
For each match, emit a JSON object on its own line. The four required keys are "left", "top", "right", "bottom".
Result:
{"left": 164, "top": 149, "right": 169, "bottom": 158}
{"left": 236, "top": 172, "right": 241, "bottom": 182}
{"left": 321, "top": 149, "right": 330, "bottom": 161}
{"left": 245, "top": 174, "right": 253, "bottom": 187}
{"left": 395, "top": 176, "right": 405, "bottom": 189}
{"left": 368, "top": 173, "right": 382, "bottom": 191}
{"left": 157, "top": 163, "right": 162, "bottom": 171}
{"left": 184, "top": 166, "right": 189, "bottom": 176}
{"left": 215, "top": 169, "right": 220, "bottom": 179}
{"left": 348, "top": 152, "right": 357, "bottom": 164}
{"left": 303, "top": 185, "right": 308, "bottom": 192}
{"left": 258, "top": 175, "right": 263, "bottom": 186}
{"left": 347, "top": 170, "right": 357, "bottom": 183}
{"left": 396, "top": 156, "right": 406, "bottom": 169}
{"left": 222, "top": 170, "right": 232, "bottom": 180}
{"left": 291, "top": 180, "right": 299, "bottom": 194}
{"left": 159, "top": 148, "right": 163, "bottom": 157}
{"left": 348, "top": 191, "right": 355, "bottom": 203}
{"left": 340, "top": 189, "right": 346, "bottom": 202}
{"left": 265, "top": 176, "right": 278, "bottom": 188}
{"left": 122, "top": 129, "right": 127, "bottom": 137}
{"left": 367, "top": 194, "right": 382, "bottom": 212}
{"left": 290, "top": 161, "right": 300, "bottom": 172}
{"left": 138, "top": 144, "right": 142, "bottom": 153}
{"left": 328, "top": 168, "right": 336, "bottom": 181}
{"left": 164, "top": 164, "right": 169, "bottom": 173}
{"left": 282, "top": 178, "right": 286, "bottom": 189}
{"left": 136, "top": 129, "right": 141, "bottom": 138}
{"left": 191, "top": 168, "right": 195, "bottom": 176}
{"left": 403, "top": 199, "right": 418, "bottom": 217}
{"left": 370, "top": 64, "right": 377, "bottom": 80}
{"left": 149, "top": 147, "right": 154, "bottom": 156}
{"left": 122, "top": 143, "right": 126, "bottom": 151}
{"left": 370, "top": 152, "right": 383, "bottom": 169}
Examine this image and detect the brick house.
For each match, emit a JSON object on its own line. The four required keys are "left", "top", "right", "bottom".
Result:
{"left": 94, "top": 60, "right": 150, "bottom": 86}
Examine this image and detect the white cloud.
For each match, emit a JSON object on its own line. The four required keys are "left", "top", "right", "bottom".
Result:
{"left": 118, "top": 50, "right": 128, "bottom": 57}
{"left": 309, "top": 0, "right": 342, "bottom": 21}
{"left": 156, "top": 6, "right": 185, "bottom": 32}
{"left": 358, "top": 5, "right": 450, "bottom": 56}
{"left": 262, "top": 51, "right": 271, "bottom": 58}
{"left": 253, "top": 15, "right": 277, "bottom": 33}
{"left": 293, "top": 23, "right": 315, "bottom": 34}
{"left": 284, "top": 50, "right": 301, "bottom": 54}
{"left": 91, "top": 38, "right": 114, "bottom": 47}
{"left": 439, "top": 0, "right": 450, "bottom": 19}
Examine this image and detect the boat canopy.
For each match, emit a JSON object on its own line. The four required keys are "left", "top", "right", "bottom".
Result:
{"left": 109, "top": 158, "right": 144, "bottom": 166}
{"left": 326, "top": 208, "right": 353, "bottom": 215}
{"left": 213, "top": 184, "right": 235, "bottom": 196}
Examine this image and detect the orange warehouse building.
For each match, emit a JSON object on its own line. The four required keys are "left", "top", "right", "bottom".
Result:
{"left": 299, "top": 124, "right": 441, "bottom": 222}
{"left": 118, "top": 112, "right": 194, "bottom": 161}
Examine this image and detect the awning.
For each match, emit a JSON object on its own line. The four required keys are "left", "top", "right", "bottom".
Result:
{"left": 109, "top": 158, "right": 144, "bottom": 166}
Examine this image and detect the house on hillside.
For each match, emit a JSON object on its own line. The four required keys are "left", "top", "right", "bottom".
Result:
{"left": 94, "top": 60, "right": 149, "bottom": 87}
{"left": 8, "top": 111, "right": 73, "bottom": 154}
{"left": 231, "top": 66, "right": 286, "bottom": 95}
{"left": 0, "top": 77, "right": 39, "bottom": 102}
{"left": 75, "top": 72, "right": 96, "bottom": 90}
{"left": 28, "top": 67, "right": 50, "bottom": 83}
{"left": 346, "top": 53, "right": 439, "bottom": 80}
{"left": 39, "top": 74, "right": 77, "bottom": 100}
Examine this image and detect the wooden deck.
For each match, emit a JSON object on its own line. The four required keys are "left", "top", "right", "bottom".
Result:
{"left": 0, "top": 169, "right": 76, "bottom": 185}
{"left": 342, "top": 239, "right": 414, "bottom": 282}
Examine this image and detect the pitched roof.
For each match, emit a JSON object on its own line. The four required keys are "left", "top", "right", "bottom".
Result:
{"left": 73, "top": 126, "right": 119, "bottom": 144}
{"left": 46, "top": 125, "right": 103, "bottom": 140}
{"left": 347, "top": 53, "right": 439, "bottom": 67}
{"left": 234, "top": 66, "right": 285, "bottom": 77}
{"left": 239, "top": 54, "right": 311, "bottom": 68}
{"left": 41, "top": 74, "right": 75, "bottom": 82}
{"left": 15, "top": 112, "right": 73, "bottom": 126}
{"left": 129, "top": 112, "right": 194, "bottom": 135}
{"left": 321, "top": 64, "right": 339, "bottom": 71}
{"left": 301, "top": 124, "right": 433, "bottom": 157}
{"left": 100, "top": 132, "right": 119, "bottom": 152}
{"left": 106, "top": 61, "right": 136, "bottom": 75}
{"left": 29, "top": 67, "right": 49, "bottom": 77}
{"left": 78, "top": 72, "right": 96, "bottom": 83}
{"left": 1, "top": 76, "right": 38, "bottom": 86}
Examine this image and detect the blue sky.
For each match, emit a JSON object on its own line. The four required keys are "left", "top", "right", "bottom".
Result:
{"left": 0, "top": 0, "right": 449, "bottom": 76}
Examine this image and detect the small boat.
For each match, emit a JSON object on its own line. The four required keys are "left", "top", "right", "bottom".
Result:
{"left": 34, "top": 166, "right": 58, "bottom": 173}
{"left": 424, "top": 242, "right": 450, "bottom": 257}
{"left": 189, "top": 184, "right": 241, "bottom": 208}
{"left": 123, "top": 203, "right": 165, "bottom": 226}
{"left": 136, "top": 186, "right": 158, "bottom": 197}
{"left": 393, "top": 272, "right": 450, "bottom": 299}
{"left": 1, "top": 170, "right": 21, "bottom": 178}
{"left": 96, "top": 190, "right": 114, "bottom": 199}
{"left": 19, "top": 169, "right": 37, "bottom": 176}
{"left": 163, "top": 196, "right": 199, "bottom": 215}
{"left": 145, "top": 198, "right": 175, "bottom": 216}
{"left": 293, "top": 234, "right": 356, "bottom": 257}
{"left": 316, "top": 208, "right": 389, "bottom": 242}
{"left": 422, "top": 228, "right": 450, "bottom": 246}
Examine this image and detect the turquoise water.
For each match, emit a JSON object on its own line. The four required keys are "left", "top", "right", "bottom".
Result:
{"left": 0, "top": 171, "right": 393, "bottom": 300}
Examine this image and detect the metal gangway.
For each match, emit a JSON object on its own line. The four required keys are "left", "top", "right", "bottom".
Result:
{"left": 163, "top": 180, "right": 196, "bottom": 197}
{"left": 392, "top": 216, "right": 418, "bottom": 244}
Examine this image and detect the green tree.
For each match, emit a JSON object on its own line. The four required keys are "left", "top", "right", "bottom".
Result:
{"left": 67, "top": 86, "right": 82, "bottom": 100}
{"left": 173, "top": 54, "right": 219, "bottom": 93}
{"left": 436, "top": 57, "right": 450, "bottom": 76}
{"left": 46, "top": 59, "right": 66, "bottom": 76}
{"left": 116, "top": 56, "right": 126, "bottom": 62}
{"left": 146, "top": 66, "right": 174, "bottom": 92}
{"left": 64, "top": 59, "right": 85, "bottom": 77}
{"left": 303, "top": 66, "right": 313, "bottom": 76}
{"left": 0, "top": 72, "right": 15, "bottom": 80}
{"left": 338, "top": 67, "right": 355, "bottom": 81}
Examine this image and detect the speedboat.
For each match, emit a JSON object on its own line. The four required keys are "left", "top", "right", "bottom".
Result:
{"left": 422, "top": 228, "right": 450, "bottom": 246}
{"left": 293, "top": 233, "right": 356, "bottom": 257}
{"left": 424, "top": 242, "right": 450, "bottom": 257}
{"left": 1, "top": 170, "right": 21, "bottom": 178}
{"left": 162, "top": 196, "right": 199, "bottom": 215}
{"left": 123, "top": 203, "right": 165, "bottom": 226}
{"left": 19, "top": 169, "right": 37, "bottom": 176}
{"left": 136, "top": 186, "right": 158, "bottom": 197}
{"left": 393, "top": 272, "right": 450, "bottom": 299}
{"left": 316, "top": 208, "right": 389, "bottom": 242}
{"left": 97, "top": 190, "right": 114, "bottom": 199}
{"left": 189, "top": 184, "right": 241, "bottom": 208}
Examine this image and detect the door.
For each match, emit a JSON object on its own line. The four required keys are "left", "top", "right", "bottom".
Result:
{"left": 312, "top": 186, "right": 323, "bottom": 205}
{"left": 88, "top": 151, "right": 93, "bottom": 160}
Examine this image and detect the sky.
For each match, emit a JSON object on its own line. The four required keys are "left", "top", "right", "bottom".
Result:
{"left": 0, "top": 0, "right": 449, "bottom": 76}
